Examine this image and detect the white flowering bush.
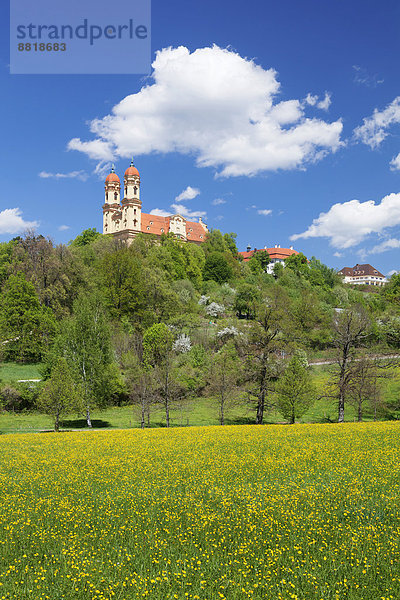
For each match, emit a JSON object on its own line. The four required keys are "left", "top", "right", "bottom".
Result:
{"left": 198, "top": 295, "right": 210, "bottom": 306}
{"left": 217, "top": 326, "right": 241, "bottom": 339}
{"left": 206, "top": 302, "right": 225, "bottom": 317}
{"left": 173, "top": 334, "right": 192, "bottom": 353}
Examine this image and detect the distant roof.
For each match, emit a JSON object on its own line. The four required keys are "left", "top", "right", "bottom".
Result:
{"left": 140, "top": 213, "right": 206, "bottom": 242}
{"left": 338, "top": 263, "right": 385, "bottom": 278}
{"left": 239, "top": 247, "right": 299, "bottom": 262}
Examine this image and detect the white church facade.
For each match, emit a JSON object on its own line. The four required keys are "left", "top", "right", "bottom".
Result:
{"left": 103, "top": 161, "right": 208, "bottom": 244}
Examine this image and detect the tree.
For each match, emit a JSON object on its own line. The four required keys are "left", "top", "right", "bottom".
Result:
{"left": 245, "top": 286, "right": 292, "bottom": 424}
{"left": 0, "top": 272, "right": 57, "bottom": 362}
{"left": 204, "top": 252, "right": 233, "bottom": 283}
{"left": 54, "top": 293, "right": 114, "bottom": 427}
{"left": 347, "top": 357, "right": 396, "bottom": 422}
{"left": 69, "top": 228, "right": 101, "bottom": 247}
{"left": 328, "top": 307, "right": 371, "bottom": 423}
{"left": 207, "top": 342, "right": 242, "bottom": 425}
{"left": 248, "top": 250, "right": 270, "bottom": 274}
{"left": 275, "top": 355, "right": 316, "bottom": 423}
{"left": 37, "top": 358, "right": 81, "bottom": 431}
{"left": 143, "top": 323, "right": 175, "bottom": 427}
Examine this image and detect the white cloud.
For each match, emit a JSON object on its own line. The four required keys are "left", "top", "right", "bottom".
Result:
{"left": 149, "top": 208, "right": 170, "bottom": 217}
{"left": 369, "top": 238, "right": 400, "bottom": 254}
{"left": 353, "top": 65, "right": 384, "bottom": 88}
{"left": 212, "top": 198, "right": 226, "bottom": 205}
{"left": 317, "top": 93, "right": 331, "bottom": 111}
{"left": 39, "top": 170, "right": 89, "bottom": 181}
{"left": 58, "top": 225, "right": 70, "bottom": 231}
{"left": 214, "top": 215, "right": 224, "bottom": 221}
{"left": 387, "top": 269, "right": 399, "bottom": 278}
{"left": 175, "top": 186, "right": 200, "bottom": 202}
{"left": 257, "top": 209, "right": 272, "bottom": 216}
{"left": 305, "top": 94, "right": 318, "bottom": 106}
{"left": 0, "top": 208, "right": 39, "bottom": 234}
{"left": 68, "top": 45, "right": 343, "bottom": 178}
{"left": 291, "top": 192, "right": 400, "bottom": 249}
{"left": 354, "top": 96, "right": 400, "bottom": 149}
{"left": 333, "top": 251, "right": 343, "bottom": 258}
{"left": 390, "top": 153, "right": 400, "bottom": 171}
{"left": 170, "top": 203, "right": 207, "bottom": 219}
{"left": 68, "top": 138, "right": 114, "bottom": 161}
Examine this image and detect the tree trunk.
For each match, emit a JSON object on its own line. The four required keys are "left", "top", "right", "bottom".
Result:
{"left": 290, "top": 406, "right": 295, "bottom": 424}
{"left": 165, "top": 370, "right": 170, "bottom": 428}
{"left": 338, "top": 393, "right": 345, "bottom": 423}
{"left": 220, "top": 393, "right": 225, "bottom": 426}
{"left": 256, "top": 390, "right": 265, "bottom": 424}
{"left": 55, "top": 407, "right": 60, "bottom": 432}
{"left": 358, "top": 401, "right": 362, "bottom": 422}
{"left": 141, "top": 399, "right": 145, "bottom": 429}
{"left": 86, "top": 406, "right": 92, "bottom": 428}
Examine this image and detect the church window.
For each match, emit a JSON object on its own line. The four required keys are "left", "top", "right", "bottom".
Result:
{"left": 134, "top": 208, "right": 136, "bottom": 214}
{"left": 114, "top": 192, "right": 118, "bottom": 201}
{"left": 133, "top": 219, "right": 137, "bottom": 226}
{"left": 134, "top": 186, "right": 138, "bottom": 195}
{"left": 125, "top": 186, "right": 127, "bottom": 196}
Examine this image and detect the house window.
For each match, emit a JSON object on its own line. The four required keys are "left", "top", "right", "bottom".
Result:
{"left": 190, "top": 228, "right": 193, "bottom": 232}
{"left": 200, "top": 235, "right": 203, "bottom": 239}
{"left": 161, "top": 228, "right": 164, "bottom": 233}
{"left": 150, "top": 221, "right": 153, "bottom": 225}
{"left": 147, "top": 226, "right": 150, "bottom": 231}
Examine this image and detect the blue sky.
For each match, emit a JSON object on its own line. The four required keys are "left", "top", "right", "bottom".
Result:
{"left": 1, "top": 0, "right": 400, "bottom": 274}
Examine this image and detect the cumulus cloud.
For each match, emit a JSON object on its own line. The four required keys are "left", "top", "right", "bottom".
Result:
{"left": 257, "top": 209, "right": 272, "bottom": 216}
{"left": 212, "top": 198, "right": 226, "bottom": 205}
{"left": 39, "top": 170, "right": 89, "bottom": 181}
{"left": 149, "top": 208, "right": 171, "bottom": 217}
{"left": 175, "top": 186, "right": 200, "bottom": 202}
{"left": 317, "top": 93, "right": 331, "bottom": 111}
{"left": 354, "top": 96, "right": 400, "bottom": 149}
{"left": 291, "top": 192, "right": 400, "bottom": 249}
{"left": 0, "top": 208, "right": 39, "bottom": 234}
{"left": 170, "top": 203, "right": 207, "bottom": 219}
{"left": 68, "top": 45, "right": 343, "bottom": 178}
{"left": 58, "top": 225, "right": 70, "bottom": 231}
{"left": 68, "top": 138, "right": 113, "bottom": 161}
{"left": 333, "top": 251, "right": 343, "bottom": 258}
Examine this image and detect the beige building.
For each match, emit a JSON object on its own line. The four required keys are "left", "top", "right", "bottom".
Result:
{"left": 103, "top": 161, "right": 208, "bottom": 244}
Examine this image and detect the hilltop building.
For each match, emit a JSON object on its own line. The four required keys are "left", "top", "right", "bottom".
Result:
{"left": 338, "top": 264, "right": 386, "bottom": 286}
{"left": 103, "top": 161, "right": 208, "bottom": 245}
{"left": 239, "top": 245, "right": 299, "bottom": 274}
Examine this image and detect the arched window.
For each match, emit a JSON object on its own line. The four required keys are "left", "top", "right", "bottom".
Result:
{"left": 125, "top": 186, "right": 127, "bottom": 196}
{"left": 134, "top": 208, "right": 136, "bottom": 215}
{"left": 106, "top": 192, "right": 108, "bottom": 201}
{"left": 134, "top": 186, "right": 138, "bottom": 195}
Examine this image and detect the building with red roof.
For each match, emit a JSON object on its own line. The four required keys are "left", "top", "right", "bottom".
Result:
{"left": 239, "top": 244, "right": 300, "bottom": 273}
{"left": 103, "top": 161, "right": 208, "bottom": 245}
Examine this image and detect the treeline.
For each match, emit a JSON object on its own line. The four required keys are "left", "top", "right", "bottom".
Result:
{"left": 1, "top": 228, "right": 400, "bottom": 429}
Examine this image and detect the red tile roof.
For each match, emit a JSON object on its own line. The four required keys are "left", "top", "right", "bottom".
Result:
{"left": 239, "top": 247, "right": 299, "bottom": 262}
{"left": 140, "top": 213, "right": 206, "bottom": 242}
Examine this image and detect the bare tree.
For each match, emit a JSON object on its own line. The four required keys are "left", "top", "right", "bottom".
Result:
{"left": 328, "top": 307, "right": 371, "bottom": 422}
{"left": 348, "top": 357, "right": 397, "bottom": 421}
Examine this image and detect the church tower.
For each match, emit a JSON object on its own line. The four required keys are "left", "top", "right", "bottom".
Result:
{"left": 103, "top": 166, "right": 121, "bottom": 235}
{"left": 121, "top": 158, "right": 141, "bottom": 237}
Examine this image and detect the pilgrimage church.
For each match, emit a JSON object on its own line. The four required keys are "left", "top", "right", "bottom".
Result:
{"left": 103, "top": 161, "right": 208, "bottom": 245}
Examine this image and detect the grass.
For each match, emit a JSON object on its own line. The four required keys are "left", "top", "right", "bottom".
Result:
{"left": 0, "top": 361, "right": 42, "bottom": 383}
{"left": 0, "top": 422, "right": 399, "bottom": 599}
{"left": 1, "top": 361, "right": 399, "bottom": 433}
